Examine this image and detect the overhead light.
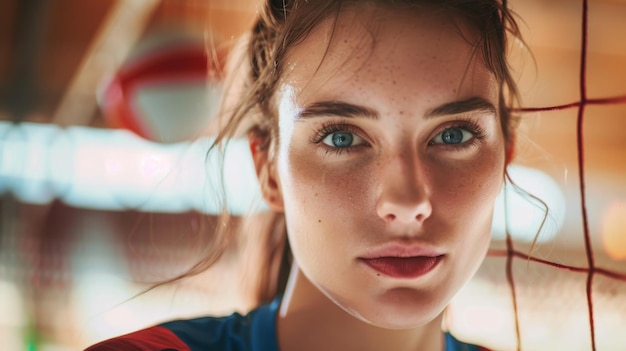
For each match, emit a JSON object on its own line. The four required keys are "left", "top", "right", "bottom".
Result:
{"left": 0, "top": 121, "right": 264, "bottom": 214}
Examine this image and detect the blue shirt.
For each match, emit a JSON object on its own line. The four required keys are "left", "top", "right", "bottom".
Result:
{"left": 86, "top": 297, "right": 485, "bottom": 351}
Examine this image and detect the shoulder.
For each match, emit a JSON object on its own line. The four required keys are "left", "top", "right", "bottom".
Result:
{"left": 85, "top": 298, "right": 281, "bottom": 351}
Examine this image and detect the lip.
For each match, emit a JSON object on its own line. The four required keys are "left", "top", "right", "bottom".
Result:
{"left": 359, "top": 242, "right": 444, "bottom": 279}
{"left": 360, "top": 242, "right": 444, "bottom": 259}
{"left": 360, "top": 256, "right": 443, "bottom": 279}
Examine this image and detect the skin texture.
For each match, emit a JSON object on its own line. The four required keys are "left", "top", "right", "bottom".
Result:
{"left": 251, "top": 4, "right": 509, "bottom": 350}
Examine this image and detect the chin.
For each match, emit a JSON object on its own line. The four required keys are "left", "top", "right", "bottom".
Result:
{"left": 344, "top": 288, "right": 448, "bottom": 330}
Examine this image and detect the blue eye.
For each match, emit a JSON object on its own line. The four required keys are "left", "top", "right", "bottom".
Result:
{"left": 432, "top": 127, "right": 472, "bottom": 145}
{"left": 322, "top": 131, "right": 364, "bottom": 148}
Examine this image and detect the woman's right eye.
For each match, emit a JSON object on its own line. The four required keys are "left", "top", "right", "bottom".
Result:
{"left": 322, "top": 131, "right": 365, "bottom": 148}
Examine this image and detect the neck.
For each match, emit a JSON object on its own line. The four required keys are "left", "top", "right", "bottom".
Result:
{"left": 276, "top": 263, "right": 444, "bottom": 351}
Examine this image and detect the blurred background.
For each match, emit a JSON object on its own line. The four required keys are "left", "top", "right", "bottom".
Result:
{"left": 0, "top": 0, "right": 624, "bottom": 350}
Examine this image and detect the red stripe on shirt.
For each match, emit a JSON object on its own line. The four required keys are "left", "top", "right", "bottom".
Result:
{"left": 85, "top": 326, "right": 191, "bottom": 351}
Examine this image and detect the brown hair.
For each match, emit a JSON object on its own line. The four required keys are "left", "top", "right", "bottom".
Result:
{"left": 190, "top": 0, "right": 526, "bottom": 305}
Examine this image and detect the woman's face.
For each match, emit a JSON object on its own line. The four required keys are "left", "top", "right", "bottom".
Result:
{"left": 266, "top": 5, "right": 507, "bottom": 329}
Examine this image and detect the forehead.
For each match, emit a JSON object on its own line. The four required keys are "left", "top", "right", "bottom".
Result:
{"left": 280, "top": 4, "right": 495, "bottom": 109}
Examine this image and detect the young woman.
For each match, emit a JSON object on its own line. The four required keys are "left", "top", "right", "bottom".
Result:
{"left": 87, "top": 0, "right": 522, "bottom": 350}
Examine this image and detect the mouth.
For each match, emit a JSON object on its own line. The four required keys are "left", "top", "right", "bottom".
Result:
{"left": 359, "top": 255, "right": 444, "bottom": 279}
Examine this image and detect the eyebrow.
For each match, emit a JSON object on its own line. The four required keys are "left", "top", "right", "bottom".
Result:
{"left": 296, "top": 97, "right": 496, "bottom": 120}
{"left": 297, "top": 101, "right": 379, "bottom": 120}
{"left": 425, "top": 97, "right": 497, "bottom": 118}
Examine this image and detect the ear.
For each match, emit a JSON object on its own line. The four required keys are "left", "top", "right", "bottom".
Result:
{"left": 248, "top": 129, "right": 284, "bottom": 212}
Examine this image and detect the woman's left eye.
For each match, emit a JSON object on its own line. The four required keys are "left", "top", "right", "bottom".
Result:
{"left": 431, "top": 127, "right": 474, "bottom": 145}
{"left": 322, "top": 131, "right": 365, "bottom": 148}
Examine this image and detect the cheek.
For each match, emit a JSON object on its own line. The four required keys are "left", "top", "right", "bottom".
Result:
{"left": 283, "top": 150, "right": 372, "bottom": 216}
{"left": 430, "top": 153, "right": 504, "bottom": 229}
{"left": 279, "top": 149, "right": 373, "bottom": 252}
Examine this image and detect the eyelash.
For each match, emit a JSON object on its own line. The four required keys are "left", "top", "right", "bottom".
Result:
{"left": 310, "top": 122, "right": 368, "bottom": 156}
{"left": 310, "top": 118, "right": 486, "bottom": 156}
{"left": 429, "top": 118, "right": 486, "bottom": 150}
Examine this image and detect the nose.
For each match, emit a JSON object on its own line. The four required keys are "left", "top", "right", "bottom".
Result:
{"left": 375, "top": 152, "right": 432, "bottom": 225}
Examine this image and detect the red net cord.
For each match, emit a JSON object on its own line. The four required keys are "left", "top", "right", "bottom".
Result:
{"left": 577, "top": 1, "right": 596, "bottom": 349}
